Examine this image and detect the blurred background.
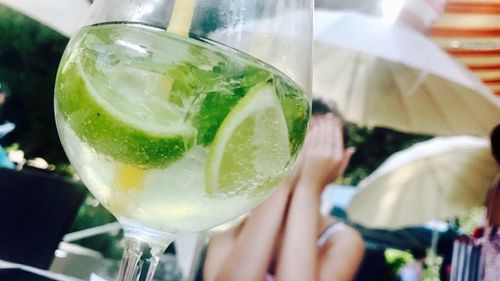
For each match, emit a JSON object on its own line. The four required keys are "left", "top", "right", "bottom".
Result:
{"left": 0, "top": 0, "right": 498, "bottom": 280}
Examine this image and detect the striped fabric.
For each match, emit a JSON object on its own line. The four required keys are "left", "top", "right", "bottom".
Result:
{"left": 428, "top": 0, "right": 500, "bottom": 97}
{"left": 398, "top": 0, "right": 447, "bottom": 32}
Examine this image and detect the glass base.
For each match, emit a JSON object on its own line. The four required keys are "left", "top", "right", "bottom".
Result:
{"left": 119, "top": 218, "right": 177, "bottom": 246}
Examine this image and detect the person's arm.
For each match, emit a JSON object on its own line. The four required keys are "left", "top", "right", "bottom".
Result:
{"left": 318, "top": 225, "right": 365, "bottom": 281}
{"left": 204, "top": 170, "right": 298, "bottom": 281}
{"left": 276, "top": 176, "right": 322, "bottom": 281}
{"left": 276, "top": 114, "right": 354, "bottom": 281}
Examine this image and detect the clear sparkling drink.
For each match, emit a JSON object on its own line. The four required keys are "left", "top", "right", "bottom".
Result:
{"left": 55, "top": 24, "right": 309, "bottom": 235}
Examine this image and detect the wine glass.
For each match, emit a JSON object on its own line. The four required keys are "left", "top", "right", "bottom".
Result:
{"left": 54, "top": 0, "right": 312, "bottom": 280}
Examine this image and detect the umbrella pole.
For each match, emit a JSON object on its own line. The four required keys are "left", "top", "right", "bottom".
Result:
{"left": 427, "top": 226, "right": 441, "bottom": 281}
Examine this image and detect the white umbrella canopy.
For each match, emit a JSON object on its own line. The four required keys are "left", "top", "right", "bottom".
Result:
{"left": 346, "top": 136, "right": 500, "bottom": 229}
{"left": 313, "top": 10, "right": 500, "bottom": 137}
{"left": 0, "top": 0, "right": 90, "bottom": 37}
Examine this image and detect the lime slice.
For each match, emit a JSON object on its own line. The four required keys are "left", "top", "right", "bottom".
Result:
{"left": 206, "top": 82, "right": 290, "bottom": 195}
{"left": 56, "top": 51, "right": 196, "bottom": 168}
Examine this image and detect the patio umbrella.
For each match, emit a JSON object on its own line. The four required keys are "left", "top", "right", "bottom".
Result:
{"left": 428, "top": 0, "right": 500, "bottom": 97}
{"left": 0, "top": 0, "right": 90, "bottom": 37}
{"left": 313, "top": 10, "right": 500, "bottom": 137}
{"left": 346, "top": 136, "right": 499, "bottom": 229}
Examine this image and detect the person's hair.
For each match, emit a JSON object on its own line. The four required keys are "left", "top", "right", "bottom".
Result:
{"left": 311, "top": 98, "right": 349, "bottom": 147}
{"left": 491, "top": 124, "right": 500, "bottom": 164}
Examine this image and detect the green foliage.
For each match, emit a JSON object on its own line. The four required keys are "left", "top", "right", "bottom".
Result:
{"left": 457, "top": 207, "right": 485, "bottom": 234}
{"left": 52, "top": 163, "right": 77, "bottom": 179}
{"left": 343, "top": 124, "right": 431, "bottom": 186}
{"left": 0, "top": 5, "right": 69, "bottom": 164}
{"left": 423, "top": 249, "right": 443, "bottom": 281}
{"left": 3, "top": 142, "right": 19, "bottom": 151}
{"left": 384, "top": 248, "right": 414, "bottom": 281}
{"left": 70, "top": 196, "right": 124, "bottom": 260}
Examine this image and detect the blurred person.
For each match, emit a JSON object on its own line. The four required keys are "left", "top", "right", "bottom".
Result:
{"left": 483, "top": 123, "right": 500, "bottom": 281}
{"left": 203, "top": 99, "right": 365, "bottom": 281}
{"left": 398, "top": 250, "right": 425, "bottom": 281}
{"left": 0, "top": 82, "right": 15, "bottom": 169}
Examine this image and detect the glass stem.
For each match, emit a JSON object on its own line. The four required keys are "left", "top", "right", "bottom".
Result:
{"left": 186, "top": 233, "right": 210, "bottom": 281}
{"left": 116, "top": 237, "right": 170, "bottom": 281}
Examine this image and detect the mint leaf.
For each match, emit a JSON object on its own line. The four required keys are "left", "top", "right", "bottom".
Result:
{"left": 275, "top": 75, "right": 310, "bottom": 156}
{"left": 165, "top": 42, "right": 276, "bottom": 146}
{"left": 193, "top": 89, "right": 243, "bottom": 145}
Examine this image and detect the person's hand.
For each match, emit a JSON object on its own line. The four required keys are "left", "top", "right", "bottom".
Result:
{"left": 281, "top": 142, "right": 307, "bottom": 189}
{"left": 296, "top": 114, "right": 354, "bottom": 195}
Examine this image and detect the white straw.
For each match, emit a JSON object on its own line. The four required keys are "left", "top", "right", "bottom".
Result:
{"left": 167, "top": 0, "right": 197, "bottom": 37}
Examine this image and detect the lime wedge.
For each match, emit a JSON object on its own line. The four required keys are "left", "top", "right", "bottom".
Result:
{"left": 205, "top": 82, "right": 290, "bottom": 195}
{"left": 56, "top": 51, "right": 196, "bottom": 167}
